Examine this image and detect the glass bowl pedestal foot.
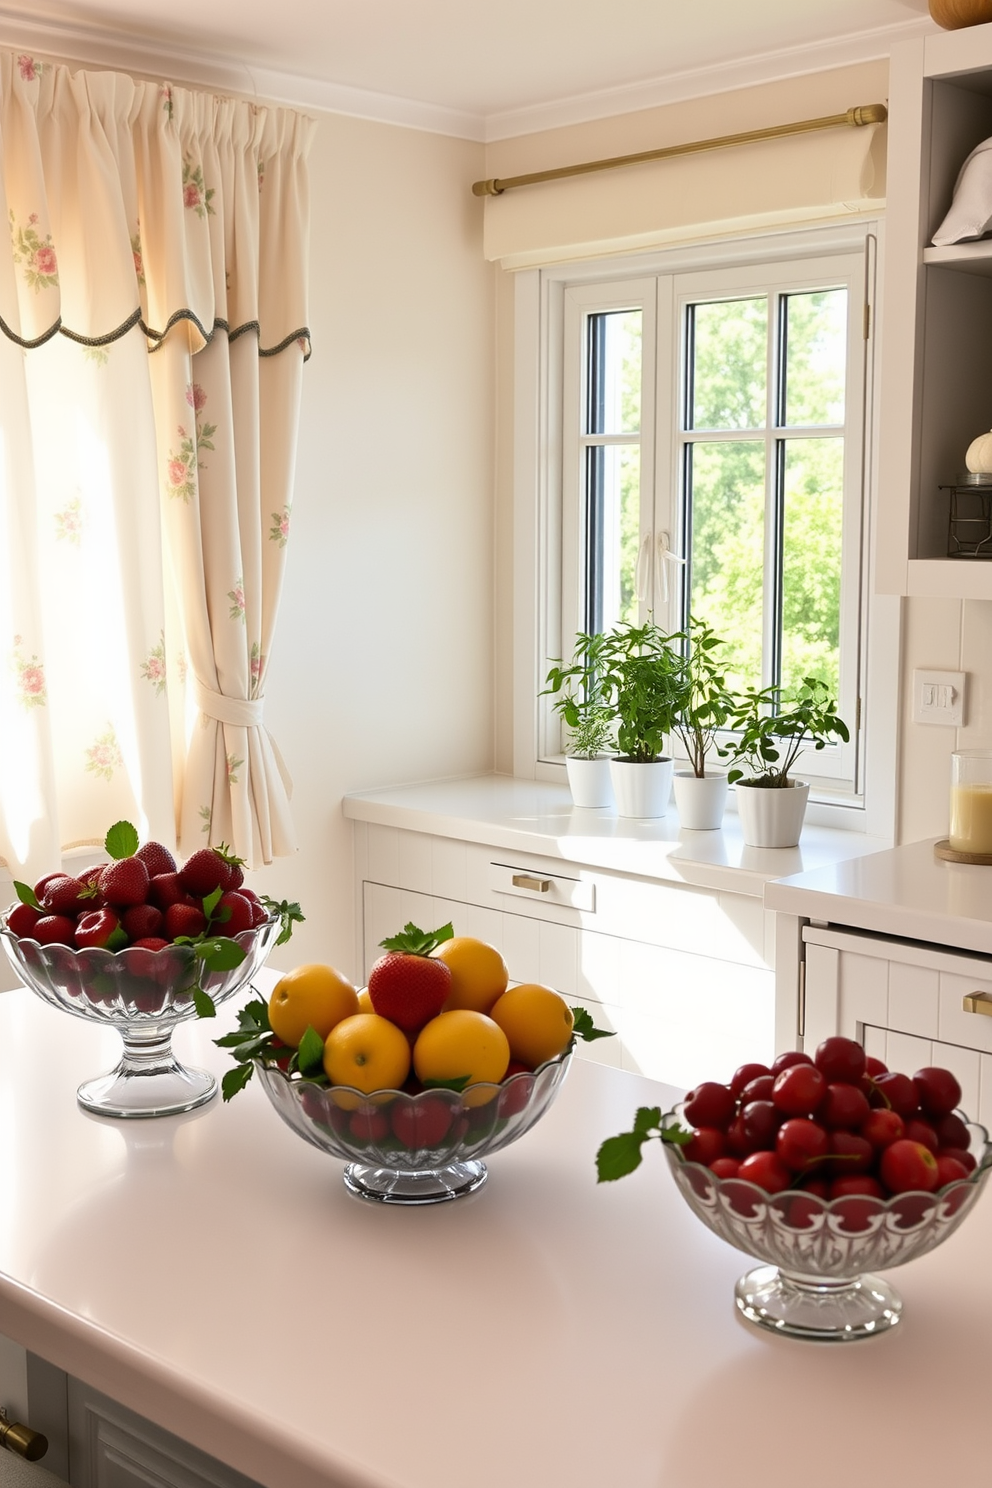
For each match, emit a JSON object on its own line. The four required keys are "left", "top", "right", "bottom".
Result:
{"left": 343, "top": 1159, "right": 488, "bottom": 1205}
{"left": 76, "top": 1025, "right": 217, "bottom": 1119}
{"left": 734, "top": 1265, "right": 902, "bottom": 1342}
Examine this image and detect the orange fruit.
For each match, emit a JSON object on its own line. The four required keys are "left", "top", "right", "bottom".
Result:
{"left": 431, "top": 936, "right": 509, "bottom": 1014}
{"left": 489, "top": 983, "right": 574, "bottom": 1069}
{"left": 323, "top": 1013, "right": 411, "bottom": 1108}
{"left": 268, "top": 963, "right": 359, "bottom": 1049}
{"left": 413, "top": 1009, "right": 510, "bottom": 1105}
{"left": 357, "top": 987, "right": 373, "bottom": 1012}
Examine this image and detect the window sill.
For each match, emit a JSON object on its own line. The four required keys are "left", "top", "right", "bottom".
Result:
{"left": 343, "top": 773, "right": 890, "bottom": 901}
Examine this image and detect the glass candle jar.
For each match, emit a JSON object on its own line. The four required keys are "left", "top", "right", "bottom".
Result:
{"left": 950, "top": 749, "right": 992, "bottom": 855}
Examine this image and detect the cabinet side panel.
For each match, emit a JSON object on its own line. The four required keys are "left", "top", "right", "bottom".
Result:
{"left": 803, "top": 943, "right": 840, "bottom": 1052}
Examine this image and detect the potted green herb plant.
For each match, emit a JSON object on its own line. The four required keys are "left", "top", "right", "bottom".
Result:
{"left": 726, "top": 676, "right": 850, "bottom": 847}
{"left": 597, "top": 620, "right": 685, "bottom": 818}
{"left": 669, "top": 619, "right": 736, "bottom": 830}
{"left": 543, "top": 632, "right": 615, "bottom": 808}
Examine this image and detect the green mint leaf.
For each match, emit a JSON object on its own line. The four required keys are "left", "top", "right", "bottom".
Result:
{"left": 13, "top": 880, "right": 42, "bottom": 910}
{"left": 379, "top": 921, "right": 454, "bottom": 956}
{"left": 659, "top": 1122, "right": 693, "bottom": 1147}
{"left": 105, "top": 925, "right": 129, "bottom": 951}
{"left": 221, "top": 1062, "right": 254, "bottom": 1101}
{"left": 239, "top": 997, "right": 271, "bottom": 1033}
{"left": 596, "top": 1132, "right": 650, "bottom": 1182}
{"left": 571, "top": 1006, "right": 616, "bottom": 1043}
{"left": 202, "top": 886, "right": 224, "bottom": 917}
{"left": 105, "top": 821, "right": 139, "bottom": 860}
{"left": 193, "top": 988, "right": 217, "bottom": 1018}
{"left": 196, "top": 938, "right": 246, "bottom": 972}
{"left": 632, "top": 1105, "right": 663, "bottom": 1138}
{"left": 259, "top": 896, "right": 305, "bottom": 946}
{"left": 297, "top": 1024, "right": 326, "bottom": 1075}
{"left": 423, "top": 1074, "right": 472, "bottom": 1092}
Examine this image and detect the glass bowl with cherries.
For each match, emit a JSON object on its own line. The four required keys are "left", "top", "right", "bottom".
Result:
{"left": 597, "top": 1036, "right": 992, "bottom": 1342}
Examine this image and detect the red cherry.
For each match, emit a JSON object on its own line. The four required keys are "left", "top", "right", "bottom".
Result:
{"left": 684, "top": 1128, "right": 726, "bottom": 1166}
{"left": 772, "top": 1063, "right": 827, "bottom": 1117}
{"left": 828, "top": 1130, "right": 874, "bottom": 1175}
{"left": 709, "top": 1157, "right": 741, "bottom": 1179}
{"left": 737, "top": 1151, "right": 792, "bottom": 1194}
{"left": 800, "top": 1175, "right": 831, "bottom": 1199}
{"left": 776, "top": 1118, "right": 829, "bottom": 1173}
{"left": 740, "top": 1100, "right": 781, "bottom": 1150}
{"left": 871, "top": 1071, "right": 919, "bottom": 1117}
{"left": 860, "top": 1108, "right": 905, "bottom": 1149}
{"left": 935, "top": 1154, "right": 971, "bottom": 1188}
{"left": 934, "top": 1112, "right": 970, "bottom": 1150}
{"left": 880, "top": 1139, "right": 940, "bottom": 1194}
{"left": 865, "top": 1055, "right": 889, "bottom": 1078}
{"left": 903, "top": 1117, "right": 939, "bottom": 1154}
{"left": 785, "top": 1192, "right": 826, "bottom": 1229}
{"left": 938, "top": 1146, "right": 977, "bottom": 1175}
{"left": 814, "top": 1035, "right": 866, "bottom": 1085}
{"left": 913, "top": 1066, "right": 962, "bottom": 1120}
{"left": 739, "top": 1074, "right": 776, "bottom": 1104}
{"left": 729, "top": 1062, "right": 771, "bottom": 1100}
{"left": 683, "top": 1082, "right": 736, "bottom": 1130}
{"left": 819, "top": 1082, "right": 870, "bottom": 1129}
{"left": 770, "top": 1050, "right": 813, "bottom": 1075}
{"left": 830, "top": 1174, "right": 884, "bottom": 1199}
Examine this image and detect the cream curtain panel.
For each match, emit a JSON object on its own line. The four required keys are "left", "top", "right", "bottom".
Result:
{"left": 0, "top": 52, "right": 313, "bottom": 880}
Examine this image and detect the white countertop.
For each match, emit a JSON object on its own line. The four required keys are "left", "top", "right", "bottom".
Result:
{"left": 343, "top": 775, "right": 887, "bottom": 898}
{"left": 2, "top": 979, "right": 992, "bottom": 1488}
{"left": 766, "top": 837, "right": 992, "bottom": 957}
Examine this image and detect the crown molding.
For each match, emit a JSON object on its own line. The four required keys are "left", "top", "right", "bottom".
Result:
{"left": 483, "top": 17, "right": 938, "bottom": 141}
{"left": 0, "top": 7, "right": 937, "bottom": 145}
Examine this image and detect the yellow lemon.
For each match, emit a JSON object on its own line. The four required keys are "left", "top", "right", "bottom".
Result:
{"left": 489, "top": 983, "right": 574, "bottom": 1069}
{"left": 323, "top": 1013, "right": 410, "bottom": 1109}
{"left": 268, "top": 963, "right": 359, "bottom": 1049}
{"left": 431, "top": 936, "right": 509, "bottom": 1014}
{"left": 413, "top": 1009, "right": 510, "bottom": 1106}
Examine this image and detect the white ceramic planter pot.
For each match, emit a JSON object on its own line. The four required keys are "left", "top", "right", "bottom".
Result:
{"left": 609, "top": 757, "right": 673, "bottom": 819}
{"left": 565, "top": 754, "right": 615, "bottom": 809}
{"left": 673, "top": 770, "right": 729, "bottom": 831}
{"left": 735, "top": 780, "right": 810, "bottom": 848}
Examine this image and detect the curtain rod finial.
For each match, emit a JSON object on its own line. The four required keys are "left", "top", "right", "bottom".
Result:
{"left": 472, "top": 178, "right": 504, "bottom": 197}
{"left": 848, "top": 103, "right": 888, "bottom": 127}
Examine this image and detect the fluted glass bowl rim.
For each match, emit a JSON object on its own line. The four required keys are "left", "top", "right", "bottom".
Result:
{"left": 255, "top": 1045, "right": 573, "bottom": 1169}
{"left": 662, "top": 1101, "right": 992, "bottom": 1272}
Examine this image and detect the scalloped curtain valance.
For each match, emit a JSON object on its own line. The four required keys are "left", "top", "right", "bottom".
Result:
{"left": 0, "top": 54, "right": 313, "bottom": 357}
{"left": 0, "top": 53, "right": 314, "bottom": 880}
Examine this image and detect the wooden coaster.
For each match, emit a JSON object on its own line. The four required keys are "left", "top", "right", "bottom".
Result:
{"left": 934, "top": 838, "right": 992, "bottom": 865}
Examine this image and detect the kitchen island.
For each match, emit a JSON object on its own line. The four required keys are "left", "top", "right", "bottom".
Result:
{"left": 1, "top": 978, "right": 990, "bottom": 1488}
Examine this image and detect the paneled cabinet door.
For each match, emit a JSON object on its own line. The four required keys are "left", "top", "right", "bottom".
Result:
{"left": 66, "top": 1378, "right": 259, "bottom": 1488}
{"left": 802, "top": 927, "right": 992, "bottom": 1131}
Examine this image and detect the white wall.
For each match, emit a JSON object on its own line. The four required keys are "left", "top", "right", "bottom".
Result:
{"left": 248, "top": 113, "right": 495, "bottom": 980}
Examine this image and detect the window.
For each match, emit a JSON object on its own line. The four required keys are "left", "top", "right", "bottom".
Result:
{"left": 548, "top": 235, "right": 873, "bottom": 798}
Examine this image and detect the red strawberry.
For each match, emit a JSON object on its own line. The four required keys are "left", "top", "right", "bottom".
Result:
{"left": 100, "top": 857, "right": 150, "bottom": 907}
{"left": 121, "top": 904, "right": 165, "bottom": 941}
{"left": 33, "top": 914, "right": 77, "bottom": 946}
{"left": 148, "top": 873, "right": 190, "bottom": 910}
{"left": 6, "top": 903, "right": 42, "bottom": 938}
{"left": 164, "top": 902, "right": 207, "bottom": 940}
{"left": 367, "top": 922, "right": 454, "bottom": 1033}
{"left": 40, "top": 875, "right": 89, "bottom": 917}
{"left": 32, "top": 871, "right": 65, "bottom": 900}
{"left": 76, "top": 865, "right": 107, "bottom": 904}
{"left": 179, "top": 848, "right": 230, "bottom": 897}
{"left": 131, "top": 937, "right": 170, "bottom": 951}
{"left": 74, "top": 909, "right": 122, "bottom": 949}
{"left": 136, "top": 840, "right": 178, "bottom": 878}
{"left": 215, "top": 891, "right": 253, "bottom": 936}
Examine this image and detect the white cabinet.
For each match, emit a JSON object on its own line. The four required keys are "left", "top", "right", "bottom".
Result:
{"left": 356, "top": 821, "right": 776, "bottom": 1090}
{"left": 802, "top": 923, "right": 992, "bottom": 1124}
{"left": 879, "top": 28, "right": 992, "bottom": 598}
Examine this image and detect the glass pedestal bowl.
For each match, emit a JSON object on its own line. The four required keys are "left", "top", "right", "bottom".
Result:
{"left": 256, "top": 1049, "right": 572, "bottom": 1204}
{"left": 663, "top": 1106, "right": 992, "bottom": 1342}
{"left": 1, "top": 911, "right": 280, "bottom": 1118}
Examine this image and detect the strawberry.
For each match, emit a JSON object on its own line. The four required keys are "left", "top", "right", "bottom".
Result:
{"left": 32, "top": 871, "right": 65, "bottom": 900}
{"left": 136, "top": 840, "right": 177, "bottom": 878}
{"left": 74, "top": 909, "right": 122, "bottom": 949}
{"left": 367, "top": 922, "right": 454, "bottom": 1033}
{"left": 121, "top": 904, "right": 165, "bottom": 941}
{"left": 76, "top": 865, "right": 107, "bottom": 903}
{"left": 148, "top": 873, "right": 190, "bottom": 910}
{"left": 215, "top": 891, "right": 253, "bottom": 936}
{"left": 180, "top": 845, "right": 244, "bottom": 898}
{"left": 6, "top": 903, "right": 42, "bottom": 938}
{"left": 131, "top": 937, "right": 170, "bottom": 951}
{"left": 40, "top": 874, "right": 89, "bottom": 917}
{"left": 164, "top": 902, "right": 207, "bottom": 940}
{"left": 99, "top": 857, "right": 150, "bottom": 907}
{"left": 33, "top": 914, "right": 77, "bottom": 946}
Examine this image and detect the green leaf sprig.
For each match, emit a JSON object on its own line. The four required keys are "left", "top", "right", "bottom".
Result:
{"left": 212, "top": 995, "right": 327, "bottom": 1100}
{"left": 260, "top": 896, "right": 305, "bottom": 946}
{"left": 379, "top": 921, "right": 453, "bottom": 955}
{"left": 570, "top": 1006, "right": 616, "bottom": 1044}
{"left": 595, "top": 1106, "right": 692, "bottom": 1183}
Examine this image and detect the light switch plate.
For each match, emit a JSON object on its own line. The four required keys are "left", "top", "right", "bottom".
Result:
{"left": 913, "top": 669, "right": 966, "bottom": 727}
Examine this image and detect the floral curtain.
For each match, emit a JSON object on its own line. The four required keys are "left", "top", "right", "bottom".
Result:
{"left": 0, "top": 52, "right": 313, "bottom": 881}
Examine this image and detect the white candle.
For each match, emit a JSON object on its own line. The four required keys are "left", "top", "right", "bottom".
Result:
{"left": 950, "top": 783, "right": 992, "bottom": 854}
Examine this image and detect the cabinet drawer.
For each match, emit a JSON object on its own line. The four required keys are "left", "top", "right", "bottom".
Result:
{"left": 487, "top": 861, "right": 595, "bottom": 912}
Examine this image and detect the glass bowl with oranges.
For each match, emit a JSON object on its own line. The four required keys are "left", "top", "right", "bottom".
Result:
{"left": 222, "top": 928, "right": 608, "bottom": 1203}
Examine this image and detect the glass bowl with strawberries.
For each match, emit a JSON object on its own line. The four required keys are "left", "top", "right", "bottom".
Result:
{"left": 220, "top": 923, "right": 611, "bottom": 1203}
{"left": 598, "top": 1038, "right": 992, "bottom": 1341}
{"left": 0, "top": 822, "right": 296, "bottom": 1119}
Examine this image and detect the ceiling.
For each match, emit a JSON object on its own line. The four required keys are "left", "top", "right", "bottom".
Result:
{"left": 0, "top": 0, "right": 937, "bottom": 138}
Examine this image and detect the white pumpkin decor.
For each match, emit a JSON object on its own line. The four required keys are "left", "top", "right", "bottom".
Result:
{"left": 966, "top": 427, "right": 992, "bottom": 473}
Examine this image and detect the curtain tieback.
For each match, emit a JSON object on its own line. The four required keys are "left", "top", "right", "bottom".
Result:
{"left": 194, "top": 680, "right": 264, "bottom": 728}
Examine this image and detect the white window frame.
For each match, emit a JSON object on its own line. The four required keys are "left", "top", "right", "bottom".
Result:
{"left": 510, "top": 219, "right": 899, "bottom": 840}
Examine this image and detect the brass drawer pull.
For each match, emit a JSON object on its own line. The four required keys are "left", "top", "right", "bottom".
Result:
{"left": 962, "top": 992, "right": 992, "bottom": 1017}
{"left": 511, "top": 873, "right": 551, "bottom": 893}
{"left": 0, "top": 1407, "right": 49, "bottom": 1461}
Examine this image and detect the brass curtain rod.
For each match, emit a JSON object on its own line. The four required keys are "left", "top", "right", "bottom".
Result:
{"left": 472, "top": 103, "right": 887, "bottom": 198}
